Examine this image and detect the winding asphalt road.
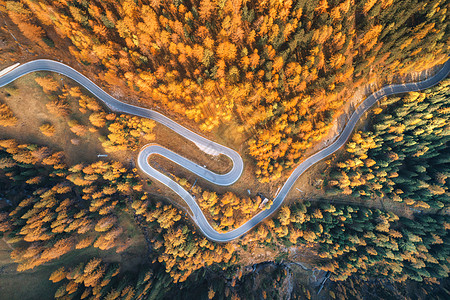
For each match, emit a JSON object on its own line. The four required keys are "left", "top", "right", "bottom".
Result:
{"left": 0, "top": 58, "right": 449, "bottom": 242}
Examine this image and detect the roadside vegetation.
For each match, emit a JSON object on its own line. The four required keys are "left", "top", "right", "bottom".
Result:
{"left": 174, "top": 174, "right": 269, "bottom": 232}
{"left": 0, "top": 0, "right": 449, "bottom": 299}
{"left": 1, "top": 71, "right": 449, "bottom": 300}
{"left": 325, "top": 79, "right": 450, "bottom": 209}
{"left": 1, "top": 0, "right": 448, "bottom": 183}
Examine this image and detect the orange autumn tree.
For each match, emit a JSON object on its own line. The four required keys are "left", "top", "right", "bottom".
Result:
{"left": 131, "top": 196, "right": 237, "bottom": 283}
{"left": 0, "top": 102, "right": 17, "bottom": 127}
{"left": 39, "top": 123, "right": 55, "bottom": 136}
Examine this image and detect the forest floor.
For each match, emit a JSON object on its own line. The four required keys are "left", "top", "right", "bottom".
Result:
{"left": 0, "top": 73, "right": 104, "bottom": 165}
{"left": 0, "top": 211, "right": 147, "bottom": 300}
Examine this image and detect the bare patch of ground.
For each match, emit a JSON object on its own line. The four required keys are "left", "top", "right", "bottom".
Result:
{"left": 236, "top": 244, "right": 282, "bottom": 267}
{"left": 152, "top": 123, "right": 233, "bottom": 175}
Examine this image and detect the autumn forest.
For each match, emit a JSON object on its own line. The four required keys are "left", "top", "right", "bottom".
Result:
{"left": 0, "top": 0, "right": 449, "bottom": 299}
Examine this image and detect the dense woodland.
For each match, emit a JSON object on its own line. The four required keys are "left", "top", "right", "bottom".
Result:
{"left": 326, "top": 78, "right": 450, "bottom": 209}
{"left": 1, "top": 0, "right": 449, "bottom": 181}
{"left": 0, "top": 0, "right": 449, "bottom": 299}
{"left": 0, "top": 91, "right": 448, "bottom": 287}
{"left": 325, "top": 277, "right": 450, "bottom": 300}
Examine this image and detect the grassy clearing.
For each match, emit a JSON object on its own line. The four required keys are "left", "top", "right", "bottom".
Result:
{"left": 0, "top": 73, "right": 105, "bottom": 165}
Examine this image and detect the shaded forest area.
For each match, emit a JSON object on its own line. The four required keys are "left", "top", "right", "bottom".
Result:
{"left": 1, "top": 0, "right": 448, "bottom": 182}
{"left": 0, "top": 0, "right": 449, "bottom": 299}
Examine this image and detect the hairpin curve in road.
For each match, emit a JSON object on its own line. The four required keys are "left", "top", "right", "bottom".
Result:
{"left": 1, "top": 57, "right": 449, "bottom": 242}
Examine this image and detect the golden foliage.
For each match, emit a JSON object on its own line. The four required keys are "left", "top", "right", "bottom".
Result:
{"left": 35, "top": 76, "right": 60, "bottom": 93}
{"left": 0, "top": 103, "right": 17, "bottom": 127}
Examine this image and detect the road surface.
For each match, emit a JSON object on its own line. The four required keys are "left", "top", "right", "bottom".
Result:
{"left": 0, "top": 57, "right": 449, "bottom": 242}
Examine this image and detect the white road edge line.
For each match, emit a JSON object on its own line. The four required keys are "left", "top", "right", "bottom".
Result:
{"left": 0, "top": 63, "right": 20, "bottom": 77}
